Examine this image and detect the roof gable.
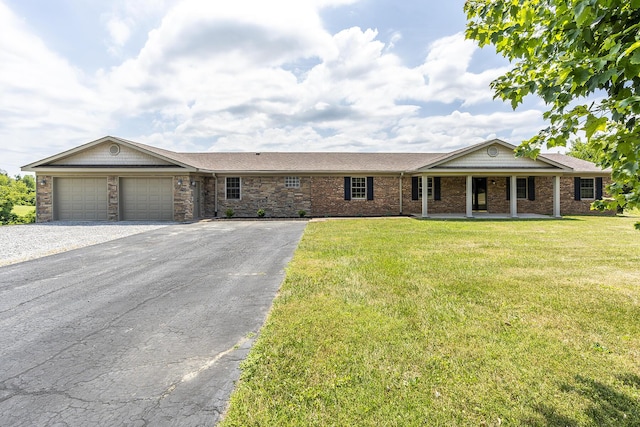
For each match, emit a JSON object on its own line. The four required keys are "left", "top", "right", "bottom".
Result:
{"left": 22, "top": 136, "right": 198, "bottom": 171}
{"left": 417, "top": 139, "right": 569, "bottom": 171}
{"left": 49, "top": 141, "right": 175, "bottom": 166}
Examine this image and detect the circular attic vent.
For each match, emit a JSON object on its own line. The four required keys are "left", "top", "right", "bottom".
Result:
{"left": 487, "top": 146, "right": 499, "bottom": 157}
{"left": 109, "top": 144, "right": 121, "bottom": 156}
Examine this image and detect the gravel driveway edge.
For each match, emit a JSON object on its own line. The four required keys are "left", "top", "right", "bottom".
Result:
{"left": 0, "top": 222, "right": 174, "bottom": 267}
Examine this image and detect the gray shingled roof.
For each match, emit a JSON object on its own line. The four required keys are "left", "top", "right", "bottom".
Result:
{"left": 93, "top": 136, "right": 612, "bottom": 174}
{"left": 541, "top": 153, "right": 609, "bottom": 173}
{"left": 178, "top": 152, "right": 443, "bottom": 172}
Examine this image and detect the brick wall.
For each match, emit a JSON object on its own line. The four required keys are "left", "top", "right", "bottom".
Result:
{"left": 486, "top": 176, "right": 555, "bottom": 215}
{"left": 311, "top": 176, "right": 401, "bottom": 217}
{"left": 402, "top": 176, "right": 467, "bottom": 215}
{"left": 401, "top": 175, "right": 612, "bottom": 216}
{"left": 35, "top": 172, "right": 616, "bottom": 221}
{"left": 217, "top": 175, "right": 312, "bottom": 217}
{"left": 560, "top": 176, "right": 615, "bottom": 215}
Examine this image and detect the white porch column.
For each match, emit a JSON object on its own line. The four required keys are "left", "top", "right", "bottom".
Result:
{"left": 510, "top": 175, "right": 518, "bottom": 218}
{"left": 421, "top": 175, "right": 429, "bottom": 218}
{"left": 466, "top": 175, "right": 473, "bottom": 218}
{"left": 553, "top": 175, "right": 561, "bottom": 218}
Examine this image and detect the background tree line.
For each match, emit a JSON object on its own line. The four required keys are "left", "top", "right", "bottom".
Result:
{"left": 0, "top": 170, "right": 36, "bottom": 225}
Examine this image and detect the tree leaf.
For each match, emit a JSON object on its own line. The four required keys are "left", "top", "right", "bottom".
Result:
{"left": 574, "top": 2, "right": 593, "bottom": 27}
{"left": 584, "top": 115, "right": 608, "bottom": 139}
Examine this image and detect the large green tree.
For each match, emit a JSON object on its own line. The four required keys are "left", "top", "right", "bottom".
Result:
{"left": 465, "top": 0, "right": 640, "bottom": 226}
{"left": 0, "top": 172, "right": 36, "bottom": 225}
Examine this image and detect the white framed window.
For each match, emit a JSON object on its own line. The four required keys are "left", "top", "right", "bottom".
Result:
{"left": 226, "top": 177, "right": 240, "bottom": 200}
{"left": 351, "top": 177, "right": 367, "bottom": 199}
{"left": 418, "top": 177, "right": 433, "bottom": 199}
{"left": 516, "top": 178, "right": 528, "bottom": 199}
{"left": 284, "top": 176, "right": 300, "bottom": 188}
{"left": 580, "top": 178, "right": 595, "bottom": 199}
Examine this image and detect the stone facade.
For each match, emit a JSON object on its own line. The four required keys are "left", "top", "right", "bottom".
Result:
{"left": 35, "top": 175, "right": 53, "bottom": 223}
{"left": 204, "top": 176, "right": 217, "bottom": 217}
{"left": 174, "top": 175, "right": 193, "bottom": 222}
{"left": 217, "top": 175, "right": 312, "bottom": 217}
{"left": 107, "top": 176, "right": 119, "bottom": 221}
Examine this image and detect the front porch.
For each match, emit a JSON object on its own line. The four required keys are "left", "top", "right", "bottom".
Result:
{"left": 417, "top": 175, "right": 563, "bottom": 219}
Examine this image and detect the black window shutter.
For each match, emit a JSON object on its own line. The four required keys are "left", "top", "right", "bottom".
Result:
{"left": 596, "top": 177, "right": 603, "bottom": 200}
{"left": 528, "top": 176, "right": 536, "bottom": 201}
{"left": 411, "top": 177, "right": 419, "bottom": 200}
{"left": 434, "top": 177, "right": 441, "bottom": 201}
{"left": 344, "top": 177, "right": 351, "bottom": 200}
{"left": 574, "top": 177, "right": 581, "bottom": 201}
{"left": 506, "top": 177, "right": 510, "bottom": 200}
{"left": 367, "top": 177, "right": 374, "bottom": 200}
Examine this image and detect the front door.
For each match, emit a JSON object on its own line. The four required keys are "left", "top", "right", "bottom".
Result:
{"left": 473, "top": 177, "right": 487, "bottom": 211}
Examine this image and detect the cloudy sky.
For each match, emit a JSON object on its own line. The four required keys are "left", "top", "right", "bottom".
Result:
{"left": 1, "top": 0, "right": 549, "bottom": 176}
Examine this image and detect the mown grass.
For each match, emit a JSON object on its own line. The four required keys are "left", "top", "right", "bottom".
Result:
{"left": 220, "top": 217, "right": 640, "bottom": 426}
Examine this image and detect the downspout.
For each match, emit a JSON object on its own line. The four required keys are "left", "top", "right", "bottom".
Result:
{"left": 399, "top": 172, "right": 404, "bottom": 215}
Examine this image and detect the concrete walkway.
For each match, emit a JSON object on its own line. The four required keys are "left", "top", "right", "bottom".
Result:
{"left": 415, "top": 213, "right": 555, "bottom": 219}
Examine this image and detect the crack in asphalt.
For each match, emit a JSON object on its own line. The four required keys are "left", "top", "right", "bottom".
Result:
{"left": 159, "top": 336, "right": 251, "bottom": 401}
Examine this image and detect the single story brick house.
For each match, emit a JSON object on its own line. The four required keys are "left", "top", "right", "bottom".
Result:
{"left": 22, "top": 136, "right": 612, "bottom": 222}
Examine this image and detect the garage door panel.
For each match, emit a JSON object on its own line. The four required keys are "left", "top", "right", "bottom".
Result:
{"left": 55, "top": 178, "right": 108, "bottom": 221}
{"left": 121, "top": 178, "right": 173, "bottom": 221}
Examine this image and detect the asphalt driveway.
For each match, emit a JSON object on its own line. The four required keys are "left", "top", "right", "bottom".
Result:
{"left": 0, "top": 220, "right": 307, "bottom": 426}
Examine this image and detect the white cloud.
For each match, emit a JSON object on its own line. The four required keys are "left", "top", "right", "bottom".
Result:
{"left": 106, "top": 16, "right": 132, "bottom": 48}
{"left": 417, "top": 33, "right": 509, "bottom": 106}
{"left": 101, "top": 0, "right": 180, "bottom": 56}
{"left": 1, "top": 0, "right": 548, "bottom": 177}
{"left": 0, "top": 2, "right": 112, "bottom": 173}
{"left": 385, "top": 31, "right": 402, "bottom": 52}
{"left": 392, "top": 109, "right": 545, "bottom": 151}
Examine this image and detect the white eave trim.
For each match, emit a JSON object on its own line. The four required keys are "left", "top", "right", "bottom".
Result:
{"left": 24, "top": 167, "right": 199, "bottom": 174}
{"left": 413, "top": 168, "right": 573, "bottom": 176}
{"left": 211, "top": 170, "right": 406, "bottom": 175}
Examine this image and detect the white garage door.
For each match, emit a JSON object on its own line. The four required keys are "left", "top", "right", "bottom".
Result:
{"left": 54, "top": 178, "right": 108, "bottom": 221}
{"left": 121, "top": 178, "right": 173, "bottom": 221}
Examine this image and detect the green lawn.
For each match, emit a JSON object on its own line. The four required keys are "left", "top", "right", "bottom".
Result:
{"left": 11, "top": 205, "right": 35, "bottom": 216}
{"left": 220, "top": 216, "right": 640, "bottom": 426}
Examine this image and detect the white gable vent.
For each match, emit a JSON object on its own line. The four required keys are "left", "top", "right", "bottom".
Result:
{"left": 487, "top": 146, "right": 499, "bottom": 157}
{"left": 109, "top": 144, "right": 120, "bottom": 156}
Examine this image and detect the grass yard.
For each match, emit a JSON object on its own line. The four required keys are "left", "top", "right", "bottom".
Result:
{"left": 221, "top": 216, "right": 640, "bottom": 426}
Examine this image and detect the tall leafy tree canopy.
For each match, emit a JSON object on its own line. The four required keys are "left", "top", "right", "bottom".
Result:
{"left": 465, "top": 0, "right": 640, "bottom": 223}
